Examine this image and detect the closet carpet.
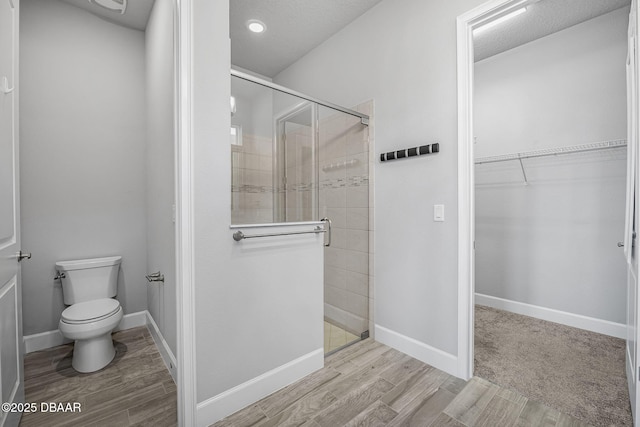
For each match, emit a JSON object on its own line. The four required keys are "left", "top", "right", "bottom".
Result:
{"left": 474, "top": 304, "right": 631, "bottom": 427}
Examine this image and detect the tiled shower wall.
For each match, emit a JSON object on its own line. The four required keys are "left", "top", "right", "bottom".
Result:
{"left": 231, "top": 134, "right": 273, "bottom": 224}
{"left": 320, "top": 101, "right": 374, "bottom": 337}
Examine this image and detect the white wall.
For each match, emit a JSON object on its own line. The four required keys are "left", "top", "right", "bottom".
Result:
{"left": 231, "top": 76, "right": 274, "bottom": 139}
{"left": 19, "top": 0, "right": 147, "bottom": 335}
{"left": 190, "top": 1, "right": 630, "bottom": 423}
{"left": 146, "top": 0, "right": 177, "bottom": 356}
{"left": 474, "top": 8, "right": 628, "bottom": 323}
{"left": 474, "top": 7, "right": 628, "bottom": 157}
{"left": 193, "top": 1, "right": 324, "bottom": 423}
{"left": 275, "top": 0, "right": 490, "bottom": 361}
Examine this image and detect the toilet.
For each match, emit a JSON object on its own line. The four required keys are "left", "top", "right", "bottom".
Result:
{"left": 56, "top": 256, "right": 124, "bottom": 373}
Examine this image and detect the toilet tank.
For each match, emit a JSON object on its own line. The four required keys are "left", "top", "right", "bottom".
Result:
{"left": 56, "top": 256, "right": 122, "bottom": 305}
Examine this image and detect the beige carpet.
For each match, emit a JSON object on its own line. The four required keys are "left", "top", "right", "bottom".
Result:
{"left": 474, "top": 305, "right": 632, "bottom": 427}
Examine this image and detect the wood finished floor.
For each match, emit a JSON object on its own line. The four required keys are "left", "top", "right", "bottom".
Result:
{"left": 211, "top": 339, "right": 593, "bottom": 427}
{"left": 19, "top": 326, "right": 176, "bottom": 427}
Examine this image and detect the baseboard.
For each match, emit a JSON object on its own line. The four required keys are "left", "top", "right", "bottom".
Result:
{"left": 25, "top": 310, "right": 153, "bottom": 353}
{"left": 117, "top": 310, "right": 147, "bottom": 330}
{"left": 196, "top": 348, "right": 324, "bottom": 427}
{"left": 374, "top": 325, "right": 458, "bottom": 377}
{"left": 475, "top": 293, "right": 626, "bottom": 339}
{"left": 24, "top": 329, "right": 71, "bottom": 354}
{"left": 145, "top": 311, "right": 178, "bottom": 381}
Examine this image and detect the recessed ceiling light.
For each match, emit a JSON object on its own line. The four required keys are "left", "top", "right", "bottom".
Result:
{"left": 247, "top": 19, "right": 266, "bottom": 34}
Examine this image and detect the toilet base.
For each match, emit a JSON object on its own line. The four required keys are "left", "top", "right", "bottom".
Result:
{"left": 72, "top": 334, "right": 116, "bottom": 373}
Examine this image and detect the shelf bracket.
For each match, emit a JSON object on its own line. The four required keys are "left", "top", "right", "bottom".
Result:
{"left": 517, "top": 157, "right": 528, "bottom": 185}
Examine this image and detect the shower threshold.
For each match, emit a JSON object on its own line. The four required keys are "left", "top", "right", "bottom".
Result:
{"left": 324, "top": 320, "right": 369, "bottom": 356}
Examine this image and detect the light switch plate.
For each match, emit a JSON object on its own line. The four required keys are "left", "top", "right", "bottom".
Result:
{"left": 434, "top": 204, "right": 444, "bottom": 222}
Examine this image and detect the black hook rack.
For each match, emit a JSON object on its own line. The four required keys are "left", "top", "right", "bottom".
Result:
{"left": 380, "top": 143, "right": 439, "bottom": 162}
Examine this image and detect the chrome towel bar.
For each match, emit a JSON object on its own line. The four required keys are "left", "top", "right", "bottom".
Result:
{"left": 233, "top": 218, "right": 332, "bottom": 246}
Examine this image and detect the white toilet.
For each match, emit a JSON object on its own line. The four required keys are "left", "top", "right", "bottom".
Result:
{"left": 56, "top": 256, "right": 124, "bottom": 373}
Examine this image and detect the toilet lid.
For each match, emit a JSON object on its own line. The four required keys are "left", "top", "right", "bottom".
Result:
{"left": 61, "top": 298, "right": 121, "bottom": 324}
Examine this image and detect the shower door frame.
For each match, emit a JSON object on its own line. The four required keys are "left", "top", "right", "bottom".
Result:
{"left": 273, "top": 101, "right": 319, "bottom": 223}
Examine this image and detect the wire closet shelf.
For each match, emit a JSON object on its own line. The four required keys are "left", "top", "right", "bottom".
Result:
{"left": 475, "top": 139, "right": 627, "bottom": 164}
{"left": 474, "top": 139, "right": 627, "bottom": 185}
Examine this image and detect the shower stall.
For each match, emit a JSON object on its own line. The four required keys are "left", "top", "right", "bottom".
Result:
{"left": 230, "top": 70, "right": 372, "bottom": 353}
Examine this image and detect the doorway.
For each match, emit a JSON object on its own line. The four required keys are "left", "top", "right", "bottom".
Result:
{"left": 16, "top": 0, "right": 181, "bottom": 425}
{"left": 458, "top": 0, "right": 635, "bottom": 425}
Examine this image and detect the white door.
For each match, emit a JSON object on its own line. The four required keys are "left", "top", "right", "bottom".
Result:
{"left": 627, "top": 1, "right": 640, "bottom": 424}
{"left": 0, "top": 0, "right": 25, "bottom": 426}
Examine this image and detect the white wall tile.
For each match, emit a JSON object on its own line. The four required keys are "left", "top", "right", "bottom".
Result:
{"left": 346, "top": 208, "right": 368, "bottom": 230}
{"left": 325, "top": 207, "right": 346, "bottom": 228}
{"left": 325, "top": 266, "right": 347, "bottom": 289}
{"left": 325, "top": 247, "right": 347, "bottom": 270}
{"left": 346, "top": 185, "right": 369, "bottom": 208}
{"left": 346, "top": 292, "right": 368, "bottom": 318}
{"left": 346, "top": 229, "right": 368, "bottom": 253}
{"left": 324, "top": 188, "right": 347, "bottom": 208}
{"left": 329, "top": 227, "right": 347, "bottom": 249}
{"left": 346, "top": 271, "right": 368, "bottom": 296}
{"left": 346, "top": 250, "right": 368, "bottom": 275}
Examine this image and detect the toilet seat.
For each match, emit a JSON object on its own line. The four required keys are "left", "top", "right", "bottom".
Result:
{"left": 61, "top": 298, "right": 121, "bottom": 324}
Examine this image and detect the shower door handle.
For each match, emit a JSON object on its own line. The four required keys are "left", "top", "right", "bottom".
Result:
{"left": 321, "top": 218, "right": 332, "bottom": 247}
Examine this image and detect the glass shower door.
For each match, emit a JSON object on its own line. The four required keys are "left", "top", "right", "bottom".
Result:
{"left": 318, "top": 105, "right": 370, "bottom": 353}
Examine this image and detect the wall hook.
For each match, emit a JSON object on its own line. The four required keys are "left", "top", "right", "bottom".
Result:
{"left": 1, "top": 76, "right": 14, "bottom": 95}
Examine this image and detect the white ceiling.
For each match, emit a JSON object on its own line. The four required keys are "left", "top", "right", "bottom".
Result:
{"left": 230, "top": 0, "right": 385, "bottom": 78}
{"left": 59, "top": 0, "right": 155, "bottom": 31}
{"left": 59, "top": 0, "right": 632, "bottom": 74}
{"left": 231, "top": 0, "right": 631, "bottom": 77}
{"left": 474, "top": 0, "right": 631, "bottom": 62}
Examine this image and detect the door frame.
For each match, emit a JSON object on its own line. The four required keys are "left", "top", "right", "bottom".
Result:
{"left": 175, "top": 0, "right": 196, "bottom": 425}
{"left": 456, "top": 0, "right": 532, "bottom": 381}
{"left": 1, "top": 0, "right": 24, "bottom": 425}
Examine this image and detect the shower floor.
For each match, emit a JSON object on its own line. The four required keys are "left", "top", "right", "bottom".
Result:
{"left": 324, "top": 321, "right": 359, "bottom": 353}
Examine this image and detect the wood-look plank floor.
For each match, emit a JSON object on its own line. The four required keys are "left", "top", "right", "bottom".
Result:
{"left": 211, "top": 339, "right": 593, "bottom": 427}
{"left": 19, "top": 326, "right": 176, "bottom": 427}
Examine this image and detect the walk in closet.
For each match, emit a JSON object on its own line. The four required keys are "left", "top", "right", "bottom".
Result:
{"left": 472, "top": 3, "right": 631, "bottom": 425}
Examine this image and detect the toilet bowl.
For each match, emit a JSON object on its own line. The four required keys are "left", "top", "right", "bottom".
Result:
{"left": 59, "top": 298, "right": 123, "bottom": 372}
{"left": 56, "top": 256, "right": 123, "bottom": 373}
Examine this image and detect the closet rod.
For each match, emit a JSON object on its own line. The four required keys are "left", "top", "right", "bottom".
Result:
{"left": 475, "top": 139, "right": 627, "bottom": 165}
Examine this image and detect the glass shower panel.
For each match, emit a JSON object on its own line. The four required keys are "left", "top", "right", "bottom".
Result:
{"left": 230, "top": 76, "right": 318, "bottom": 225}
{"left": 318, "top": 105, "right": 370, "bottom": 351}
